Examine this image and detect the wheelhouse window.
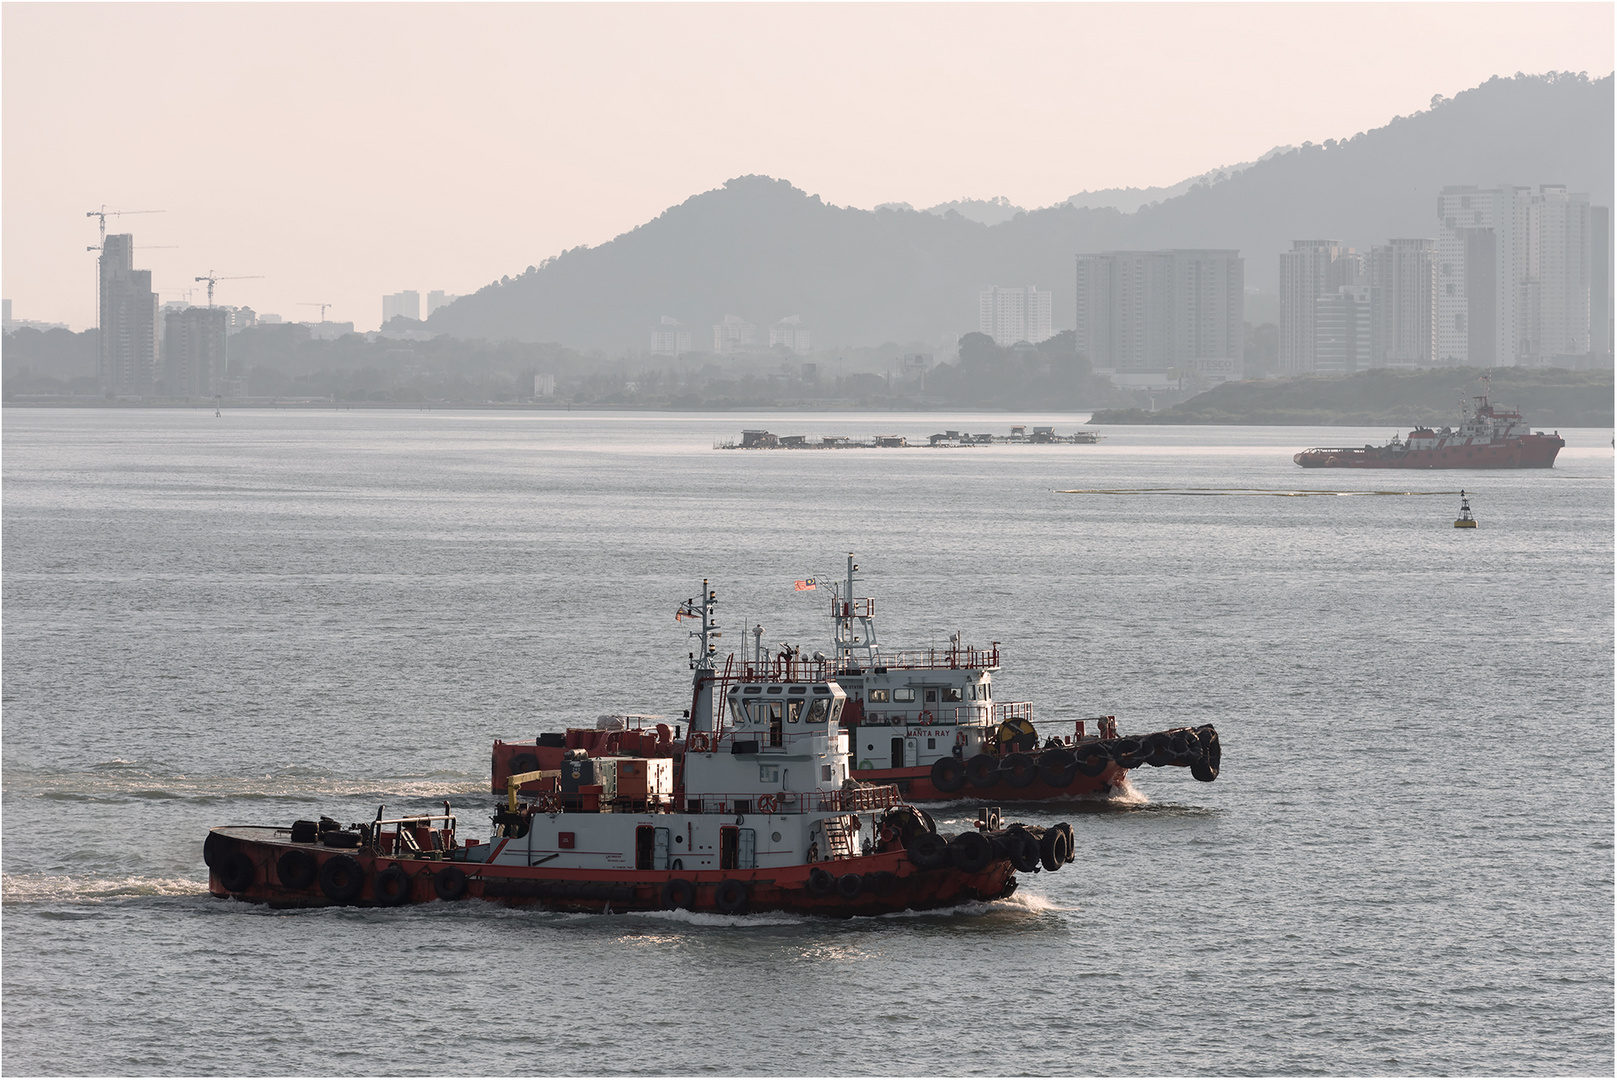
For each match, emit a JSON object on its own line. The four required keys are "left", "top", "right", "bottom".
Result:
{"left": 807, "top": 699, "right": 830, "bottom": 723}
{"left": 868, "top": 689, "right": 889, "bottom": 703}
{"left": 786, "top": 701, "right": 803, "bottom": 725}
{"left": 943, "top": 687, "right": 963, "bottom": 702}
{"left": 767, "top": 701, "right": 784, "bottom": 746}
{"left": 893, "top": 688, "right": 915, "bottom": 702}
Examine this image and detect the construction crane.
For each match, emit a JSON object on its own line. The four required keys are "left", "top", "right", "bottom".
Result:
{"left": 86, "top": 206, "right": 164, "bottom": 246}
{"left": 299, "top": 302, "right": 333, "bottom": 322}
{"left": 195, "top": 271, "right": 264, "bottom": 307}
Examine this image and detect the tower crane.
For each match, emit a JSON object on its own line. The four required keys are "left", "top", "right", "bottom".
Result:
{"left": 195, "top": 271, "right": 264, "bottom": 307}
{"left": 299, "top": 302, "right": 333, "bottom": 322}
{"left": 86, "top": 206, "right": 164, "bottom": 246}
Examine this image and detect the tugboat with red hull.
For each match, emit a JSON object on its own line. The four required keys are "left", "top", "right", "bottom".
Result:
{"left": 206, "top": 582, "right": 1076, "bottom": 914}
{"left": 492, "top": 556, "right": 1222, "bottom": 805}
{"left": 1294, "top": 376, "right": 1564, "bottom": 469}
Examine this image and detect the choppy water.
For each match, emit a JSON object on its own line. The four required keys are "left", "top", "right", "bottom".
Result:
{"left": 3, "top": 408, "right": 1612, "bottom": 1075}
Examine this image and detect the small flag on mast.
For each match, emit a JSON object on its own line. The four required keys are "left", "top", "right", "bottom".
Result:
{"left": 794, "top": 578, "right": 816, "bottom": 591}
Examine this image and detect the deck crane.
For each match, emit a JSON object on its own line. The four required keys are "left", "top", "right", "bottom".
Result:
{"left": 86, "top": 206, "right": 164, "bottom": 246}
{"left": 299, "top": 302, "right": 333, "bottom": 322}
{"left": 194, "top": 271, "right": 264, "bottom": 307}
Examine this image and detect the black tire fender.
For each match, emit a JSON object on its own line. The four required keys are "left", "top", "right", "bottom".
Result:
{"left": 1075, "top": 742, "right": 1110, "bottom": 776}
{"left": 949, "top": 830, "right": 993, "bottom": 874}
{"left": 1037, "top": 748, "right": 1078, "bottom": 787}
{"left": 318, "top": 853, "right": 365, "bottom": 903}
{"left": 374, "top": 863, "right": 411, "bottom": 906}
{"left": 1006, "top": 827, "right": 1042, "bottom": 873}
{"left": 1001, "top": 753, "right": 1038, "bottom": 788}
{"left": 433, "top": 866, "right": 468, "bottom": 901}
{"left": 1111, "top": 738, "right": 1146, "bottom": 769}
{"left": 964, "top": 753, "right": 1000, "bottom": 789}
{"left": 835, "top": 873, "right": 864, "bottom": 900}
{"left": 1040, "top": 826, "right": 1072, "bottom": 871}
{"left": 1143, "top": 732, "right": 1175, "bottom": 767}
{"left": 714, "top": 879, "right": 749, "bottom": 915}
{"left": 219, "top": 851, "right": 256, "bottom": 893}
{"left": 660, "top": 877, "right": 696, "bottom": 910}
{"left": 277, "top": 848, "right": 318, "bottom": 890}
{"left": 929, "top": 756, "right": 966, "bottom": 793}
{"left": 906, "top": 832, "right": 950, "bottom": 870}
{"left": 806, "top": 866, "right": 836, "bottom": 896}
{"left": 509, "top": 752, "right": 540, "bottom": 776}
{"left": 865, "top": 870, "right": 898, "bottom": 896}
{"left": 202, "top": 832, "right": 232, "bottom": 870}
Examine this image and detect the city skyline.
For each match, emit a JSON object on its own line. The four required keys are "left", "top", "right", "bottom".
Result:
{"left": 3, "top": 3, "right": 1611, "bottom": 330}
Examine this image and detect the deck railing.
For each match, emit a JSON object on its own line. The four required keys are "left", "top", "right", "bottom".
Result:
{"left": 680, "top": 784, "right": 902, "bottom": 816}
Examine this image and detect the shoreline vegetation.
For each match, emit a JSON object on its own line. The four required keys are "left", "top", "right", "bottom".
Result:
{"left": 1089, "top": 367, "right": 1614, "bottom": 428}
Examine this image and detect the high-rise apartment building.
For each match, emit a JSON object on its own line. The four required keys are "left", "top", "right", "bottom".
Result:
{"left": 651, "top": 316, "right": 691, "bottom": 357}
{"left": 1593, "top": 205, "right": 1611, "bottom": 362}
{"left": 426, "top": 291, "right": 459, "bottom": 318}
{"left": 769, "top": 315, "right": 811, "bottom": 352}
{"left": 1278, "top": 241, "right": 1354, "bottom": 375}
{"left": 978, "top": 285, "right": 1051, "bottom": 346}
{"left": 1438, "top": 184, "right": 1591, "bottom": 366}
{"left": 1074, "top": 251, "right": 1243, "bottom": 379}
{"left": 163, "top": 306, "right": 231, "bottom": 398}
{"left": 1368, "top": 239, "right": 1438, "bottom": 369}
{"left": 382, "top": 291, "right": 421, "bottom": 324}
{"left": 1313, "top": 285, "right": 1375, "bottom": 374}
{"left": 713, "top": 314, "right": 755, "bottom": 355}
{"left": 98, "top": 234, "right": 158, "bottom": 395}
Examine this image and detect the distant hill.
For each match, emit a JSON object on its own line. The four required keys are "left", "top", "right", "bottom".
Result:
{"left": 1089, "top": 367, "right": 1614, "bottom": 428}
{"left": 430, "top": 73, "right": 1613, "bottom": 351}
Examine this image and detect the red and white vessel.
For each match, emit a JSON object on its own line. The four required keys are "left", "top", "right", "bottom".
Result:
{"left": 493, "top": 556, "right": 1221, "bottom": 806}
{"left": 205, "top": 582, "right": 1076, "bottom": 914}
{"left": 1294, "top": 376, "right": 1564, "bottom": 469}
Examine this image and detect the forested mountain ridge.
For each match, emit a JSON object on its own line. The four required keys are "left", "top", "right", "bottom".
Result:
{"left": 429, "top": 73, "right": 1613, "bottom": 351}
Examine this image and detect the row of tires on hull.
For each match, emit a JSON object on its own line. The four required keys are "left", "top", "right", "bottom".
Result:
{"left": 930, "top": 724, "right": 1221, "bottom": 793}
{"left": 905, "top": 822, "right": 1074, "bottom": 874}
{"left": 206, "top": 832, "right": 470, "bottom": 905}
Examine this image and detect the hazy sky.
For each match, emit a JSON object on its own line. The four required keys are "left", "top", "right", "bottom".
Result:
{"left": 4, "top": 3, "right": 1612, "bottom": 331}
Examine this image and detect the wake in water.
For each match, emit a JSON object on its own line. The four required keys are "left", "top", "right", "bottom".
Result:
{"left": 1, "top": 871, "right": 209, "bottom": 905}
{"left": 1059, "top": 487, "right": 1465, "bottom": 497}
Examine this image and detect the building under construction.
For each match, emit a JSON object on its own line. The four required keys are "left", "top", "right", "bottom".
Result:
{"left": 98, "top": 234, "right": 157, "bottom": 395}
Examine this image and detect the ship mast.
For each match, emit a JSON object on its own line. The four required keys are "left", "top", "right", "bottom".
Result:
{"left": 831, "top": 553, "right": 879, "bottom": 667}
{"left": 680, "top": 581, "right": 721, "bottom": 731}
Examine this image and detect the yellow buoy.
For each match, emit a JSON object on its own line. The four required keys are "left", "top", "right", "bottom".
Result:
{"left": 1454, "top": 489, "right": 1477, "bottom": 528}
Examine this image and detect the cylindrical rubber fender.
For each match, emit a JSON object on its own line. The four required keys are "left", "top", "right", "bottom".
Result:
{"left": 1040, "top": 826, "right": 1072, "bottom": 871}
{"left": 321, "top": 829, "right": 362, "bottom": 849}
{"left": 964, "top": 753, "right": 1001, "bottom": 789}
{"left": 276, "top": 848, "right": 318, "bottom": 890}
{"left": 202, "top": 832, "right": 232, "bottom": 870}
{"left": 835, "top": 873, "right": 864, "bottom": 901}
{"left": 1001, "top": 753, "right": 1038, "bottom": 789}
{"left": 374, "top": 863, "right": 411, "bottom": 906}
{"left": 1191, "top": 726, "right": 1220, "bottom": 781}
{"left": 865, "top": 870, "right": 898, "bottom": 896}
{"left": 318, "top": 853, "right": 365, "bottom": 903}
{"left": 948, "top": 830, "right": 993, "bottom": 874}
{"left": 1004, "top": 827, "right": 1042, "bottom": 873}
{"left": 806, "top": 866, "right": 836, "bottom": 896}
{"left": 660, "top": 878, "right": 696, "bottom": 910}
{"left": 219, "top": 851, "right": 256, "bottom": 894}
{"left": 1074, "top": 742, "right": 1110, "bottom": 777}
{"left": 1110, "top": 738, "right": 1146, "bottom": 769}
{"left": 433, "top": 866, "right": 468, "bottom": 901}
{"left": 1037, "top": 748, "right": 1079, "bottom": 787}
{"left": 929, "top": 756, "right": 966, "bottom": 794}
{"left": 509, "top": 752, "right": 540, "bottom": 776}
{"left": 714, "top": 879, "right": 749, "bottom": 915}
{"left": 1143, "top": 732, "right": 1175, "bottom": 767}
{"left": 906, "top": 832, "right": 950, "bottom": 870}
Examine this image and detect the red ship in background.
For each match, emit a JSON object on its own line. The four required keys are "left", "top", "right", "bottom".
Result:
{"left": 1294, "top": 375, "right": 1565, "bottom": 469}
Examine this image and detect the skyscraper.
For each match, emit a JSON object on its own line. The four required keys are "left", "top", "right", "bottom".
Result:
{"left": 1074, "top": 251, "right": 1243, "bottom": 378}
{"left": 98, "top": 234, "right": 157, "bottom": 395}
{"left": 1278, "top": 241, "right": 1352, "bottom": 376}
{"left": 978, "top": 286, "right": 1051, "bottom": 346}
{"left": 382, "top": 290, "right": 421, "bottom": 324}
{"left": 1437, "top": 184, "right": 1591, "bottom": 366}
{"left": 163, "top": 306, "right": 231, "bottom": 398}
{"left": 1369, "top": 239, "right": 1438, "bottom": 369}
{"left": 1313, "top": 285, "right": 1374, "bottom": 374}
